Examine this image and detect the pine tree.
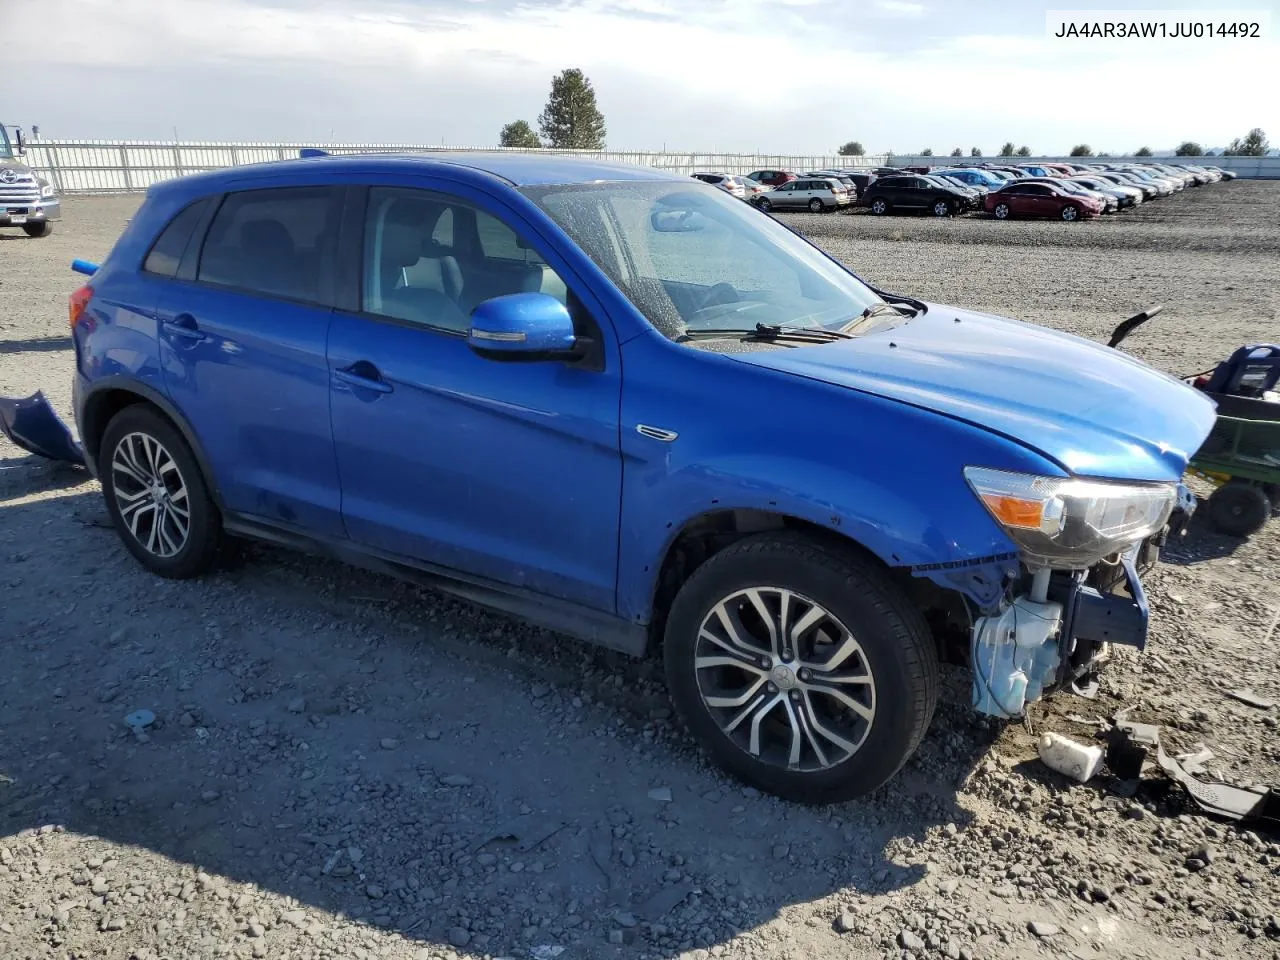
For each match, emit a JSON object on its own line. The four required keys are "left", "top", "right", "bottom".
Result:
{"left": 538, "top": 69, "right": 607, "bottom": 149}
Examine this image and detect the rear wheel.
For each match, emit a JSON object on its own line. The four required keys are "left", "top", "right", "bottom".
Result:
{"left": 23, "top": 221, "right": 53, "bottom": 238}
{"left": 1061, "top": 204, "right": 1080, "bottom": 222}
{"left": 99, "top": 405, "right": 223, "bottom": 579}
{"left": 993, "top": 202, "right": 1010, "bottom": 220}
{"left": 809, "top": 198, "right": 824, "bottom": 213}
{"left": 1206, "top": 481, "right": 1271, "bottom": 537}
{"left": 662, "top": 533, "right": 939, "bottom": 804}
{"left": 870, "top": 198, "right": 889, "bottom": 215}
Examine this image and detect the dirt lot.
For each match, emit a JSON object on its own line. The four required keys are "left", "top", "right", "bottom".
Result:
{"left": 2, "top": 184, "right": 1279, "bottom": 960}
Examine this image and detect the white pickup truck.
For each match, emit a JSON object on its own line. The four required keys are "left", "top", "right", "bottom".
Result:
{"left": 1, "top": 124, "right": 61, "bottom": 238}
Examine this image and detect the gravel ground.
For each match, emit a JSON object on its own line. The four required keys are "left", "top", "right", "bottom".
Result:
{"left": 2, "top": 184, "right": 1279, "bottom": 960}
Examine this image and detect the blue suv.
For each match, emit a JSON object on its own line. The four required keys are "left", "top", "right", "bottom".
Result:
{"left": 67, "top": 152, "right": 1214, "bottom": 802}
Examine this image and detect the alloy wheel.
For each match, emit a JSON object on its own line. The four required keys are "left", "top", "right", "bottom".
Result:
{"left": 694, "top": 587, "right": 877, "bottom": 772}
{"left": 994, "top": 203, "right": 1009, "bottom": 219}
{"left": 110, "top": 431, "right": 191, "bottom": 558}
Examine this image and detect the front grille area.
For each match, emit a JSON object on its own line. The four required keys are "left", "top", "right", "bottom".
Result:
{"left": 0, "top": 175, "right": 41, "bottom": 205}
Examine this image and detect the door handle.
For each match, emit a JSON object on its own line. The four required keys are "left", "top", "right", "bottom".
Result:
{"left": 335, "top": 363, "right": 394, "bottom": 394}
{"left": 161, "top": 313, "right": 208, "bottom": 342}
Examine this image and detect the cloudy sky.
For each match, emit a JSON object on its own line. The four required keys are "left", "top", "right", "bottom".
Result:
{"left": 5, "top": 0, "right": 1277, "bottom": 154}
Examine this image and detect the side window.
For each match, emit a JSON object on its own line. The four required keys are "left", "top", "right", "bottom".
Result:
{"left": 475, "top": 208, "right": 547, "bottom": 265}
{"left": 361, "top": 186, "right": 571, "bottom": 333}
{"left": 142, "top": 199, "right": 209, "bottom": 278}
{"left": 197, "top": 187, "right": 335, "bottom": 304}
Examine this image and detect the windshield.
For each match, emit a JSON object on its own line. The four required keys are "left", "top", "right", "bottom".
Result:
{"left": 0, "top": 126, "right": 14, "bottom": 160}
{"left": 520, "top": 180, "right": 886, "bottom": 340}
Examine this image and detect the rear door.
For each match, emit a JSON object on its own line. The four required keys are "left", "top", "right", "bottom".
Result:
{"left": 156, "top": 184, "right": 344, "bottom": 535}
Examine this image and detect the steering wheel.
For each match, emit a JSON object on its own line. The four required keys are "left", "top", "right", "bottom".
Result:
{"left": 691, "top": 282, "right": 742, "bottom": 315}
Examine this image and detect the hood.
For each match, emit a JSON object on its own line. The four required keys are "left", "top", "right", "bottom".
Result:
{"left": 0, "top": 157, "right": 34, "bottom": 175}
{"left": 731, "top": 305, "right": 1217, "bottom": 482}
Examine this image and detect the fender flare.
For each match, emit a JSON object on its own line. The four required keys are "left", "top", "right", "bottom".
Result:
{"left": 80, "top": 376, "right": 226, "bottom": 510}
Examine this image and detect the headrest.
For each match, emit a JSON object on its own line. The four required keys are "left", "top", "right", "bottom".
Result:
{"left": 379, "top": 221, "right": 425, "bottom": 268}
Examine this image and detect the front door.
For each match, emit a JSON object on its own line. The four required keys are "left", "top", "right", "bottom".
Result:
{"left": 157, "top": 184, "right": 344, "bottom": 535}
{"left": 326, "top": 185, "right": 624, "bottom": 613}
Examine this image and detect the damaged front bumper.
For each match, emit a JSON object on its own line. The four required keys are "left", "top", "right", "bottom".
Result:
{"left": 925, "top": 484, "right": 1196, "bottom": 721}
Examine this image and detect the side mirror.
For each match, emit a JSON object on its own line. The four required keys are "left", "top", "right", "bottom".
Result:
{"left": 467, "top": 292, "right": 578, "bottom": 362}
{"left": 14, "top": 127, "right": 25, "bottom": 154}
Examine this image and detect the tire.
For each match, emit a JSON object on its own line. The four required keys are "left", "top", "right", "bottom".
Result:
{"left": 1060, "top": 204, "right": 1080, "bottom": 222}
{"left": 1206, "top": 481, "right": 1271, "bottom": 537}
{"left": 1264, "top": 483, "right": 1280, "bottom": 510}
{"left": 98, "top": 404, "right": 223, "bottom": 579}
{"left": 662, "top": 532, "right": 939, "bottom": 804}
{"left": 993, "top": 203, "right": 1010, "bottom": 220}
{"left": 932, "top": 199, "right": 952, "bottom": 217}
{"left": 870, "top": 198, "right": 889, "bottom": 215}
{"left": 758, "top": 198, "right": 772, "bottom": 213}
{"left": 23, "top": 221, "right": 53, "bottom": 238}
{"left": 808, "top": 198, "right": 824, "bottom": 213}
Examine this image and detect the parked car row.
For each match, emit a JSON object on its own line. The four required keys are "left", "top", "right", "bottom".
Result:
{"left": 859, "top": 160, "right": 1233, "bottom": 222}
{"left": 691, "top": 169, "right": 859, "bottom": 212}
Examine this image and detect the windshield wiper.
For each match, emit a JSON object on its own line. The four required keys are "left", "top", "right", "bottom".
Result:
{"left": 839, "top": 302, "right": 911, "bottom": 334}
{"left": 866, "top": 287, "right": 928, "bottom": 316}
{"left": 678, "top": 322, "right": 852, "bottom": 344}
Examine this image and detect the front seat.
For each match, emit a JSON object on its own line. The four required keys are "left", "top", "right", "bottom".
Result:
{"left": 375, "top": 221, "right": 468, "bottom": 332}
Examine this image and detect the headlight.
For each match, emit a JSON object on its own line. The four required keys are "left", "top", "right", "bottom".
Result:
{"left": 964, "top": 466, "right": 1177, "bottom": 569}
{"left": 40, "top": 181, "right": 56, "bottom": 198}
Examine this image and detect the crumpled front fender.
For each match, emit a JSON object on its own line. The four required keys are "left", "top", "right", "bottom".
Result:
{"left": 0, "top": 391, "right": 85, "bottom": 466}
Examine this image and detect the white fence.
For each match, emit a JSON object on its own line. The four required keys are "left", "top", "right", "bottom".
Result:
{"left": 20, "top": 140, "right": 888, "bottom": 195}
{"left": 19, "top": 140, "right": 1279, "bottom": 194}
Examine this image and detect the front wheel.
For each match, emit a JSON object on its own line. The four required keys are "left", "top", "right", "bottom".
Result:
{"left": 932, "top": 200, "right": 952, "bottom": 217}
{"left": 23, "top": 221, "right": 53, "bottom": 238}
{"left": 99, "top": 404, "right": 223, "bottom": 579}
{"left": 662, "top": 533, "right": 939, "bottom": 804}
{"left": 1061, "top": 204, "right": 1080, "bottom": 222}
{"left": 1206, "top": 480, "right": 1271, "bottom": 537}
{"left": 757, "top": 198, "right": 772, "bottom": 212}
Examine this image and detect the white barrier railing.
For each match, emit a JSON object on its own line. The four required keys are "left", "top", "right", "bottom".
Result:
{"left": 20, "top": 140, "right": 1277, "bottom": 194}
{"left": 21, "top": 140, "right": 889, "bottom": 195}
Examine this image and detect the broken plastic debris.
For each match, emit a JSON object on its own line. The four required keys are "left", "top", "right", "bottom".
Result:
{"left": 1156, "top": 742, "right": 1280, "bottom": 825}
{"left": 1176, "top": 746, "right": 1215, "bottom": 777}
{"left": 1038, "top": 732, "right": 1104, "bottom": 783}
{"left": 647, "top": 786, "right": 673, "bottom": 802}
{"left": 1225, "top": 689, "right": 1276, "bottom": 710}
{"left": 0, "top": 391, "right": 85, "bottom": 465}
{"left": 529, "top": 947, "right": 565, "bottom": 960}
{"left": 123, "top": 709, "right": 155, "bottom": 730}
{"left": 473, "top": 816, "right": 567, "bottom": 853}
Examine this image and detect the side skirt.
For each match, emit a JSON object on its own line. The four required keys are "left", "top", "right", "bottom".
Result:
{"left": 223, "top": 514, "right": 649, "bottom": 658}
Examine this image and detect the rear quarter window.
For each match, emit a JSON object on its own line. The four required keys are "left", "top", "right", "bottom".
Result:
{"left": 142, "top": 199, "right": 210, "bottom": 278}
